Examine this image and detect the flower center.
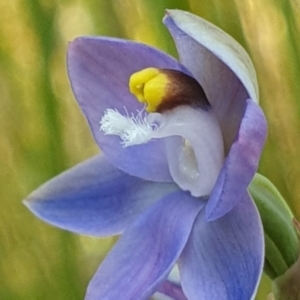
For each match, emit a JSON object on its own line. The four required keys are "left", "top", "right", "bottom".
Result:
{"left": 100, "top": 68, "right": 224, "bottom": 197}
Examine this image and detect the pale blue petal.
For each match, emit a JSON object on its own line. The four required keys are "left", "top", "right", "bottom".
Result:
{"left": 179, "top": 193, "right": 264, "bottom": 300}
{"left": 24, "top": 155, "right": 178, "bottom": 236}
{"left": 85, "top": 191, "right": 205, "bottom": 300}
{"left": 206, "top": 99, "right": 267, "bottom": 220}
{"left": 164, "top": 11, "right": 254, "bottom": 152}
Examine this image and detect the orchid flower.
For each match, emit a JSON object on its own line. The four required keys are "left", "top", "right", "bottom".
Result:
{"left": 24, "top": 10, "right": 267, "bottom": 300}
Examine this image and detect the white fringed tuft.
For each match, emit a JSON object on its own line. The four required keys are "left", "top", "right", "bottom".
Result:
{"left": 100, "top": 109, "right": 158, "bottom": 147}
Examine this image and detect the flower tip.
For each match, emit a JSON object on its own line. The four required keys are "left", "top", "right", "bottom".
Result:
{"left": 163, "top": 11, "right": 171, "bottom": 25}
{"left": 163, "top": 9, "right": 182, "bottom": 25}
{"left": 164, "top": 9, "right": 184, "bottom": 16}
{"left": 68, "top": 37, "right": 83, "bottom": 51}
{"left": 22, "top": 197, "right": 38, "bottom": 212}
{"left": 163, "top": 9, "right": 191, "bottom": 23}
{"left": 164, "top": 9, "right": 175, "bottom": 16}
{"left": 204, "top": 211, "right": 219, "bottom": 222}
{"left": 68, "top": 37, "right": 93, "bottom": 57}
{"left": 23, "top": 198, "right": 30, "bottom": 208}
{"left": 204, "top": 203, "right": 232, "bottom": 222}
{"left": 22, "top": 197, "right": 42, "bottom": 219}
{"left": 67, "top": 39, "right": 79, "bottom": 61}
{"left": 22, "top": 196, "right": 53, "bottom": 226}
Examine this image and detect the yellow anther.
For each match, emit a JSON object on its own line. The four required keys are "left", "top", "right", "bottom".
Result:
{"left": 129, "top": 68, "right": 210, "bottom": 113}
{"left": 129, "top": 68, "right": 169, "bottom": 112}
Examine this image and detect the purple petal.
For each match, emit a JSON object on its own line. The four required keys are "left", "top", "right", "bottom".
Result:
{"left": 179, "top": 192, "right": 264, "bottom": 300}
{"left": 206, "top": 99, "right": 267, "bottom": 221}
{"left": 85, "top": 191, "right": 205, "bottom": 300}
{"left": 67, "top": 37, "right": 190, "bottom": 182}
{"left": 164, "top": 10, "right": 258, "bottom": 152}
{"left": 24, "top": 155, "right": 178, "bottom": 237}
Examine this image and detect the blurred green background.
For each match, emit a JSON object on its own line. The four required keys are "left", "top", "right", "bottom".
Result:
{"left": 1, "top": 0, "right": 299, "bottom": 299}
